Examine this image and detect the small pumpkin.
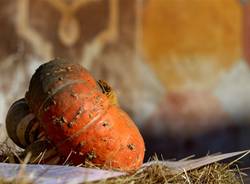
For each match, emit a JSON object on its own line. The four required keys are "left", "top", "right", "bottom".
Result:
{"left": 5, "top": 98, "right": 44, "bottom": 148}
{"left": 25, "top": 58, "right": 145, "bottom": 171}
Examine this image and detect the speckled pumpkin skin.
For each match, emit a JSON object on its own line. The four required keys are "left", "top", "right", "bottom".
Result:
{"left": 25, "top": 59, "right": 145, "bottom": 171}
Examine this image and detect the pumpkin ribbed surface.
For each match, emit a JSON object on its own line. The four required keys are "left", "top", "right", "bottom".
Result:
{"left": 24, "top": 58, "right": 145, "bottom": 171}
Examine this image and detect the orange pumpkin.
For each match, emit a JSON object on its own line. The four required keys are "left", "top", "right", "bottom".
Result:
{"left": 25, "top": 59, "right": 145, "bottom": 171}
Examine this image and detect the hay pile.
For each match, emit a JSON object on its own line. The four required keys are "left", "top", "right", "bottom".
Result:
{"left": 90, "top": 162, "right": 243, "bottom": 184}
{"left": 0, "top": 141, "right": 247, "bottom": 184}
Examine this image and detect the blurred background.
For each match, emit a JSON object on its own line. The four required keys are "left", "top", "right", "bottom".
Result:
{"left": 0, "top": 0, "right": 250, "bottom": 161}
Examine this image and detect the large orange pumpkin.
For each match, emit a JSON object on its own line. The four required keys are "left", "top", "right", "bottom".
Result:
{"left": 25, "top": 59, "right": 145, "bottom": 171}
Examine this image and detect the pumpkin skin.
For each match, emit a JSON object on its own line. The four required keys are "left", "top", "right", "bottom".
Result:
{"left": 26, "top": 59, "right": 98, "bottom": 116}
{"left": 25, "top": 59, "right": 145, "bottom": 171}
{"left": 6, "top": 98, "right": 43, "bottom": 148}
{"left": 65, "top": 105, "right": 145, "bottom": 170}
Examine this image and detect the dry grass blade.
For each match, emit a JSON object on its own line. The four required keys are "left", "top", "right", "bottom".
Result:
{"left": 0, "top": 177, "right": 33, "bottom": 184}
{"left": 0, "top": 154, "right": 34, "bottom": 184}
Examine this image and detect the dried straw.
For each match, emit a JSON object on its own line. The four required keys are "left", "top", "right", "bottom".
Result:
{"left": 0, "top": 141, "right": 247, "bottom": 184}
{"left": 89, "top": 162, "right": 244, "bottom": 184}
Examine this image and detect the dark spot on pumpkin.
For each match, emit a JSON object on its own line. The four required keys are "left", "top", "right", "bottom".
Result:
{"left": 70, "top": 93, "right": 78, "bottom": 99}
{"left": 52, "top": 116, "right": 65, "bottom": 126}
{"left": 101, "top": 138, "right": 108, "bottom": 142}
{"left": 127, "top": 144, "right": 135, "bottom": 150}
{"left": 58, "top": 77, "right": 64, "bottom": 81}
{"left": 75, "top": 107, "right": 84, "bottom": 120}
{"left": 88, "top": 114, "right": 93, "bottom": 119}
{"left": 77, "top": 107, "right": 83, "bottom": 114}
{"left": 68, "top": 122, "right": 74, "bottom": 128}
{"left": 102, "top": 121, "right": 109, "bottom": 127}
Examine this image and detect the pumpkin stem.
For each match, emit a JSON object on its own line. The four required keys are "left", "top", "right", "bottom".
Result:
{"left": 97, "top": 80, "right": 118, "bottom": 106}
